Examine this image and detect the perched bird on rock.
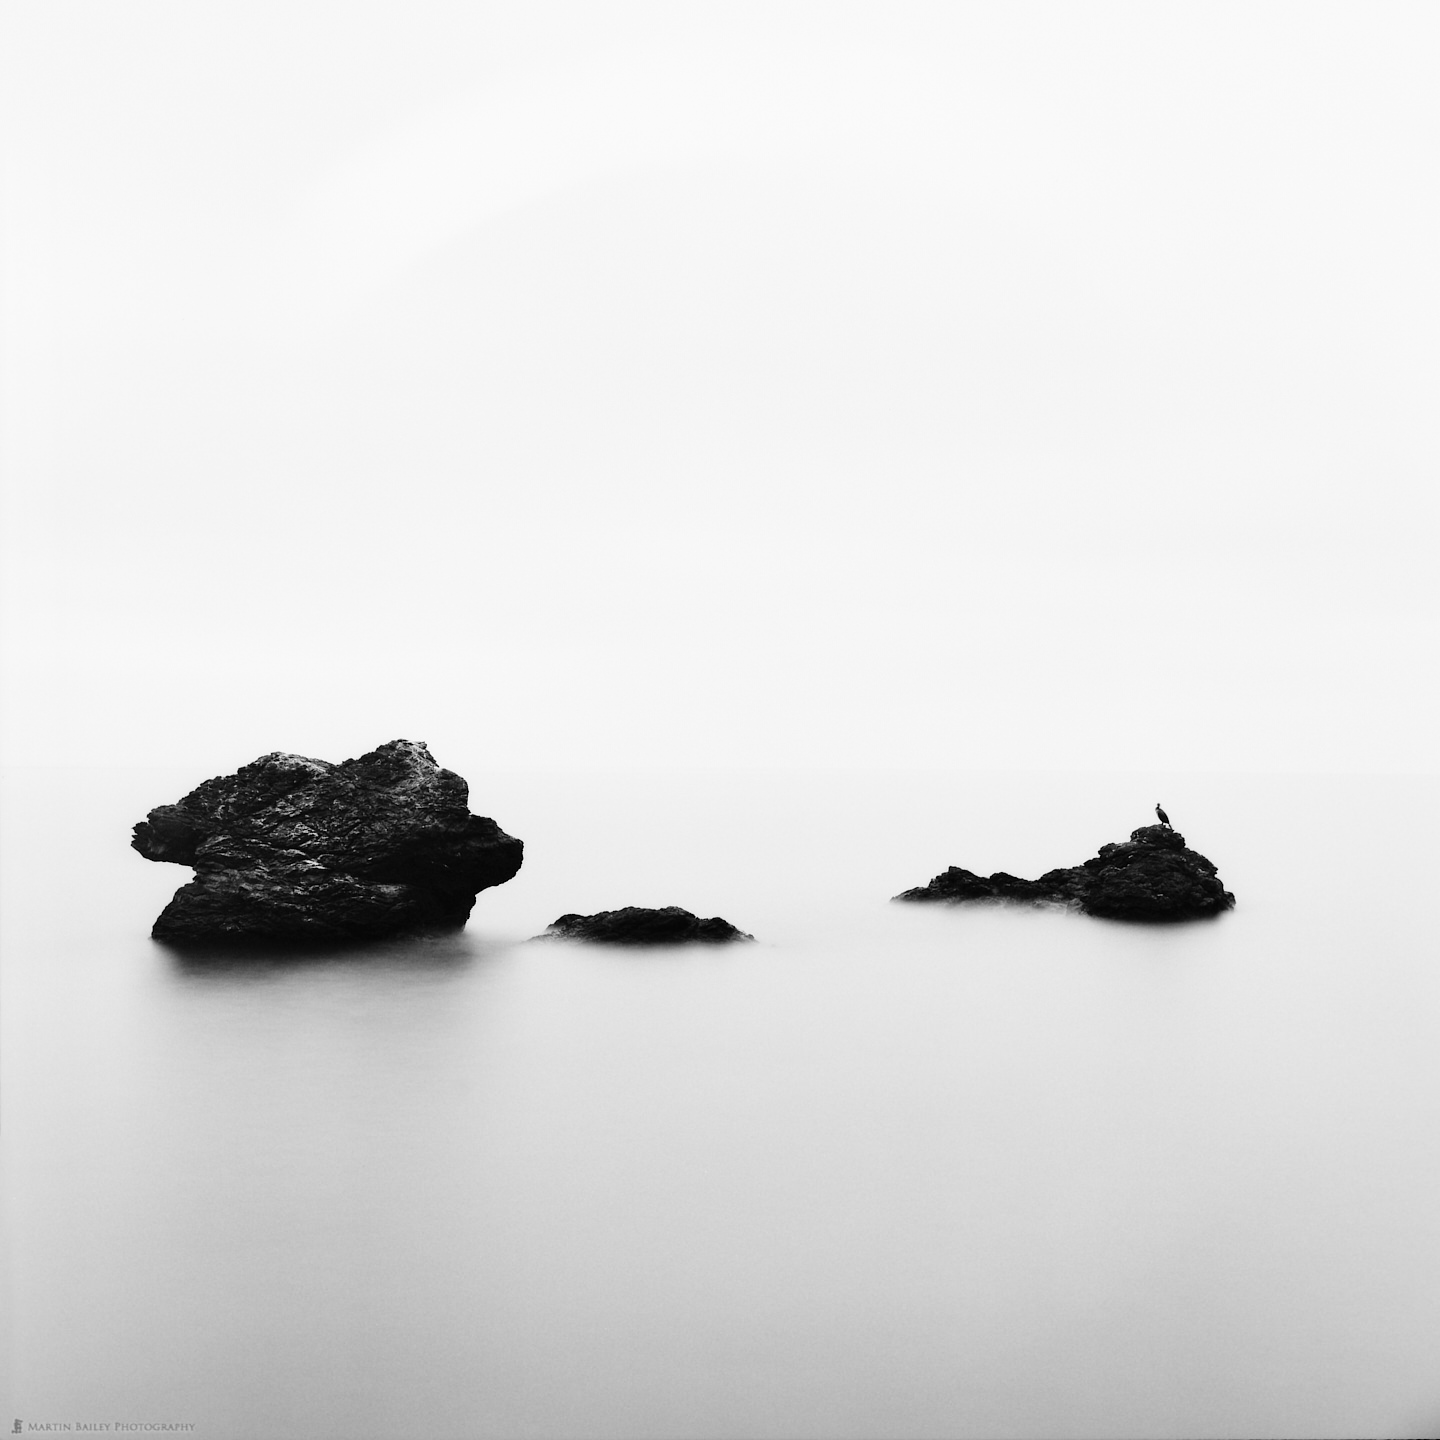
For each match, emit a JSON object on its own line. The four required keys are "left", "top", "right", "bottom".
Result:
{"left": 1155, "top": 803, "right": 1171, "bottom": 827}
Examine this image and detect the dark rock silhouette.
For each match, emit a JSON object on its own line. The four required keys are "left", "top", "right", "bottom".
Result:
{"left": 536, "top": 906, "right": 754, "bottom": 945}
{"left": 132, "top": 740, "right": 523, "bottom": 943}
{"left": 895, "top": 823, "right": 1234, "bottom": 922}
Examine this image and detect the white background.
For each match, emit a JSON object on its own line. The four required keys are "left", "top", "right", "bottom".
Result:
{"left": 3, "top": 2, "right": 1436, "bottom": 775}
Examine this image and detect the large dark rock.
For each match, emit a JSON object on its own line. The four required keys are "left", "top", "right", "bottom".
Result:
{"left": 536, "top": 906, "right": 754, "bottom": 945}
{"left": 133, "top": 740, "right": 523, "bottom": 943}
{"left": 895, "top": 823, "right": 1234, "bottom": 922}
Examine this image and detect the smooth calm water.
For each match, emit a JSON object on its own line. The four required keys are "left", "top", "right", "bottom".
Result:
{"left": 4, "top": 768, "right": 1439, "bottom": 1440}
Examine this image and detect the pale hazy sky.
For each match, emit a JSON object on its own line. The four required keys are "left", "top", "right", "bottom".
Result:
{"left": 2, "top": 3, "right": 1436, "bottom": 774}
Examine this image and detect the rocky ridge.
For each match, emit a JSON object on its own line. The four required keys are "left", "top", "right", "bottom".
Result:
{"left": 895, "top": 823, "right": 1234, "bottom": 921}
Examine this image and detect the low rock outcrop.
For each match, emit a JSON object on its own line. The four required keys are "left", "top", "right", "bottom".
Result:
{"left": 133, "top": 740, "right": 523, "bottom": 943}
{"left": 895, "top": 823, "right": 1234, "bottom": 922}
{"left": 536, "top": 906, "right": 754, "bottom": 945}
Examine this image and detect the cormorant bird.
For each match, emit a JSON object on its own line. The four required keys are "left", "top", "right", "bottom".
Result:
{"left": 1155, "top": 803, "right": 1171, "bottom": 827}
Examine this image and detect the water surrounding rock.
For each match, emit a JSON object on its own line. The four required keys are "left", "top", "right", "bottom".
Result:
{"left": 895, "top": 823, "right": 1235, "bottom": 922}
{"left": 536, "top": 906, "right": 754, "bottom": 945}
{"left": 132, "top": 740, "right": 523, "bottom": 943}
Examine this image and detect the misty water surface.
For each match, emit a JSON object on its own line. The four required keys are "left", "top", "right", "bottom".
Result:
{"left": 4, "top": 769, "right": 1439, "bottom": 1439}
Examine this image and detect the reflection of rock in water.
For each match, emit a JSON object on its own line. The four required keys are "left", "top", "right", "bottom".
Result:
{"left": 537, "top": 906, "right": 754, "bottom": 945}
{"left": 896, "top": 822, "right": 1235, "bottom": 922}
{"left": 132, "top": 739, "right": 523, "bottom": 943}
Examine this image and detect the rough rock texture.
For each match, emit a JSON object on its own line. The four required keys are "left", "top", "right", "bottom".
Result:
{"left": 537, "top": 906, "right": 754, "bottom": 945}
{"left": 895, "top": 824, "right": 1234, "bottom": 922}
{"left": 133, "top": 740, "right": 523, "bottom": 943}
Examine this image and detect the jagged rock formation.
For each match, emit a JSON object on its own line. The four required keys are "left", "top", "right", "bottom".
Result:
{"left": 895, "top": 823, "right": 1234, "bottom": 922}
{"left": 132, "top": 740, "right": 523, "bottom": 943}
{"left": 536, "top": 906, "right": 754, "bottom": 945}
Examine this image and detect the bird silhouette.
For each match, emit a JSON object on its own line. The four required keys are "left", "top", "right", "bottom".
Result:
{"left": 1155, "top": 803, "right": 1171, "bottom": 827}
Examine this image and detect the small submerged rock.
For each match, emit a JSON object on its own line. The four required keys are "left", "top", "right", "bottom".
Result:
{"left": 895, "top": 822, "right": 1234, "bottom": 922}
{"left": 133, "top": 740, "right": 523, "bottom": 943}
{"left": 536, "top": 906, "right": 754, "bottom": 945}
